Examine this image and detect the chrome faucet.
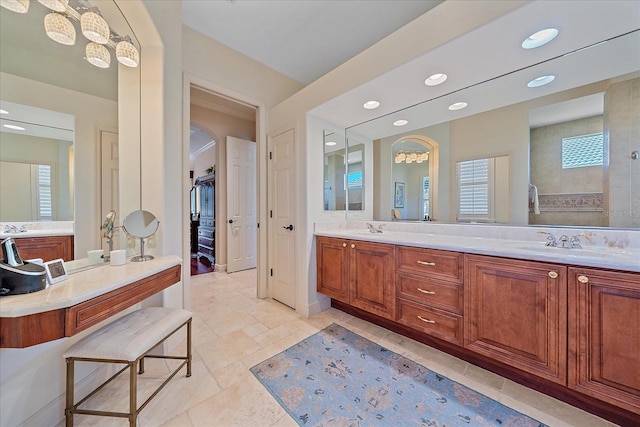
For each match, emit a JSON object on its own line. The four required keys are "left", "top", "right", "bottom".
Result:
{"left": 569, "top": 235, "right": 582, "bottom": 249}
{"left": 538, "top": 231, "right": 557, "bottom": 247}
{"left": 537, "top": 231, "right": 582, "bottom": 248}
{"left": 3, "top": 225, "right": 20, "bottom": 233}
{"left": 366, "top": 223, "right": 384, "bottom": 233}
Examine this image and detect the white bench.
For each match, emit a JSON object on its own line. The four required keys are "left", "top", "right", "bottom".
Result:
{"left": 64, "top": 307, "right": 192, "bottom": 426}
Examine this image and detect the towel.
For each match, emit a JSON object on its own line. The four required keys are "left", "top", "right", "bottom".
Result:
{"left": 529, "top": 184, "right": 540, "bottom": 214}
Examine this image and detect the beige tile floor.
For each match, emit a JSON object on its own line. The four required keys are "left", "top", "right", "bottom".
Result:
{"left": 64, "top": 269, "right": 618, "bottom": 427}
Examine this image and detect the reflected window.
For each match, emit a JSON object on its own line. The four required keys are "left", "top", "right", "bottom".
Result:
{"left": 36, "top": 164, "right": 53, "bottom": 219}
{"left": 561, "top": 132, "right": 603, "bottom": 169}
{"left": 422, "top": 176, "right": 430, "bottom": 220}
{"left": 456, "top": 158, "right": 494, "bottom": 221}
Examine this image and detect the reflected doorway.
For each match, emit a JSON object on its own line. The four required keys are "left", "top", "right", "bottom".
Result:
{"left": 391, "top": 137, "right": 438, "bottom": 221}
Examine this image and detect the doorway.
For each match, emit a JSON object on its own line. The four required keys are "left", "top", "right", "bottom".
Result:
{"left": 187, "top": 84, "right": 260, "bottom": 276}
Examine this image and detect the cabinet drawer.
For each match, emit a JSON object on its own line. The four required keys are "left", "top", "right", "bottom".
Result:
{"left": 397, "top": 299, "right": 463, "bottom": 345}
{"left": 396, "top": 247, "right": 463, "bottom": 283}
{"left": 200, "top": 219, "right": 214, "bottom": 227}
{"left": 397, "top": 273, "right": 463, "bottom": 314}
{"left": 198, "top": 236, "right": 213, "bottom": 247}
{"left": 198, "top": 227, "right": 214, "bottom": 238}
{"left": 198, "top": 245, "right": 214, "bottom": 257}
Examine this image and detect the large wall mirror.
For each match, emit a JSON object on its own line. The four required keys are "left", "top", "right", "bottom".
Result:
{"left": 0, "top": 0, "right": 141, "bottom": 255}
{"left": 345, "top": 29, "right": 639, "bottom": 229}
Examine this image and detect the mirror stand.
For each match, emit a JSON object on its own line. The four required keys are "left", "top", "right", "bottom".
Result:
{"left": 131, "top": 237, "right": 154, "bottom": 262}
{"left": 103, "top": 236, "right": 114, "bottom": 262}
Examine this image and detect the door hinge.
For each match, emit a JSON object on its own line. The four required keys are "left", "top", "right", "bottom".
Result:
{"left": 269, "top": 210, "right": 273, "bottom": 218}
{"left": 270, "top": 268, "right": 273, "bottom": 277}
{"left": 257, "top": 222, "right": 260, "bottom": 228}
{"left": 269, "top": 151, "right": 272, "bottom": 160}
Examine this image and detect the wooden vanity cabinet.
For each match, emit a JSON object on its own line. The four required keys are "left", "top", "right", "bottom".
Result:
{"left": 316, "top": 236, "right": 350, "bottom": 303}
{"left": 12, "top": 235, "right": 74, "bottom": 262}
{"left": 316, "top": 236, "right": 396, "bottom": 320}
{"left": 396, "top": 247, "right": 464, "bottom": 345}
{"left": 568, "top": 267, "right": 640, "bottom": 414}
{"left": 464, "top": 254, "right": 567, "bottom": 385}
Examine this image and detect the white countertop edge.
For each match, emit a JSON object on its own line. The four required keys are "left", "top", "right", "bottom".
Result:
{"left": 0, "top": 230, "right": 74, "bottom": 238}
{"left": 0, "top": 255, "right": 182, "bottom": 317}
{"left": 314, "top": 230, "right": 640, "bottom": 273}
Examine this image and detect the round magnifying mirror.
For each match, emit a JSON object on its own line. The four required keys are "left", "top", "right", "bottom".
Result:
{"left": 122, "top": 210, "right": 159, "bottom": 262}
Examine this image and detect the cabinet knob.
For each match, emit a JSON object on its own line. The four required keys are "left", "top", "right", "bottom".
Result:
{"left": 578, "top": 275, "right": 589, "bottom": 284}
{"left": 417, "top": 288, "right": 436, "bottom": 295}
{"left": 548, "top": 271, "right": 558, "bottom": 279}
{"left": 351, "top": 244, "right": 356, "bottom": 249}
{"left": 417, "top": 260, "right": 436, "bottom": 266}
{"left": 417, "top": 316, "right": 436, "bottom": 324}
{"left": 342, "top": 243, "right": 347, "bottom": 248}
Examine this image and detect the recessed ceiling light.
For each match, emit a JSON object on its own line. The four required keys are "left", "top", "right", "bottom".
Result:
{"left": 325, "top": 141, "right": 337, "bottom": 146}
{"left": 363, "top": 100, "right": 380, "bottom": 110}
{"left": 424, "top": 73, "right": 448, "bottom": 86}
{"left": 527, "top": 75, "right": 555, "bottom": 88}
{"left": 3, "top": 124, "right": 25, "bottom": 130}
{"left": 448, "top": 102, "right": 467, "bottom": 111}
{"left": 393, "top": 119, "right": 408, "bottom": 126}
{"left": 0, "top": 109, "right": 8, "bottom": 114}
{"left": 522, "top": 28, "right": 559, "bottom": 49}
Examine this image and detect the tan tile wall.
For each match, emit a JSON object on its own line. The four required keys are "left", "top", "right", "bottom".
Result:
{"left": 604, "top": 77, "right": 640, "bottom": 227}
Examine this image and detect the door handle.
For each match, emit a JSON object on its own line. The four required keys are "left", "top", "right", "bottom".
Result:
{"left": 283, "top": 224, "right": 294, "bottom": 231}
{"left": 228, "top": 219, "right": 234, "bottom": 224}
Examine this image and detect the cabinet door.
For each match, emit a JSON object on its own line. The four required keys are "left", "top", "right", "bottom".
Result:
{"left": 13, "top": 235, "right": 74, "bottom": 262}
{"left": 568, "top": 268, "right": 640, "bottom": 414}
{"left": 350, "top": 240, "right": 395, "bottom": 320}
{"left": 316, "top": 237, "right": 349, "bottom": 303}
{"left": 464, "top": 254, "right": 567, "bottom": 384}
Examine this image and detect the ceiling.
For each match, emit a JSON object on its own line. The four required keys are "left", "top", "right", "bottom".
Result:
{"left": 181, "top": 0, "right": 442, "bottom": 85}
{"left": 310, "top": 1, "right": 640, "bottom": 137}
{"left": 183, "top": 0, "right": 639, "bottom": 146}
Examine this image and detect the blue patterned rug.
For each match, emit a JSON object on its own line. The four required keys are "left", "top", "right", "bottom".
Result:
{"left": 251, "top": 323, "right": 547, "bottom": 426}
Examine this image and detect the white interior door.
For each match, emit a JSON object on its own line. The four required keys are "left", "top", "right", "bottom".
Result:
{"left": 226, "top": 136, "right": 257, "bottom": 273}
{"left": 100, "top": 130, "right": 120, "bottom": 251}
{"left": 269, "top": 129, "right": 296, "bottom": 308}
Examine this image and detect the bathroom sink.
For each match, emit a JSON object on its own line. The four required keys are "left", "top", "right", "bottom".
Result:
{"left": 501, "top": 242, "right": 636, "bottom": 261}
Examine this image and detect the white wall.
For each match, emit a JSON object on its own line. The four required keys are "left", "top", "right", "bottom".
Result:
{"left": 269, "top": 1, "right": 526, "bottom": 317}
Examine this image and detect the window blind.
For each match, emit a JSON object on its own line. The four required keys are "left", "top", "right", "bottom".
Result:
{"left": 36, "top": 164, "right": 53, "bottom": 219}
{"left": 457, "top": 158, "right": 492, "bottom": 221}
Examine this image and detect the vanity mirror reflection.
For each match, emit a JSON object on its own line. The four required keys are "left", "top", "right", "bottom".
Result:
{"left": 345, "top": 29, "right": 639, "bottom": 228}
{"left": 0, "top": 0, "right": 142, "bottom": 256}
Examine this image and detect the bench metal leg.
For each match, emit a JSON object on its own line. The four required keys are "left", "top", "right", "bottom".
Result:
{"left": 129, "top": 361, "right": 137, "bottom": 426}
{"left": 65, "top": 359, "right": 74, "bottom": 427}
{"left": 187, "top": 319, "right": 192, "bottom": 377}
{"left": 139, "top": 357, "right": 145, "bottom": 374}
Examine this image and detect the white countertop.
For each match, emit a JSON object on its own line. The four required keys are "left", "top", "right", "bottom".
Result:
{"left": 315, "top": 225, "right": 640, "bottom": 273}
{"left": 0, "top": 255, "right": 182, "bottom": 317}
{"left": 0, "top": 229, "right": 74, "bottom": 239}
{"left": 0, "top": 221, "right": 74, "bottom": 239}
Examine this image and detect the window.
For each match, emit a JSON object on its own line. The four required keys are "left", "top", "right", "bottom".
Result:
{"left": 33, "top": 164, "right": 53, "bottom": 219}
{"left": 421, "top": 176, "right": 430, "bottom": 219}
{"left": 561, "top": 133, "right": 603, "bottom": 169}
{"left": 456, "top": 158, "right": 494, "bottom": 221}
{"left": 347, "top": 171, "right": 362, "bottom": 189}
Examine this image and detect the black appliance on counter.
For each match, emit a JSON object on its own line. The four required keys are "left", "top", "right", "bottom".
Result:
{"left": 0, "top": 237, "right": 47, "bottom": 296}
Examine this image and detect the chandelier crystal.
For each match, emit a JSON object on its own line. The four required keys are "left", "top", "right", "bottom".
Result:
{"left": 0, "top": 0, "right": 29, "bottom": 13}
{"left": 116, "top": 39, "right": 139, "bottom": 67}
{"left": 44, "top": 12, "right": 75, "bottom": 45}
{"left": 81, "top": 9, "right": 110, "bottom": 44}
{"left": 86, "top": 42, "right": 110, "bottom": 68}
